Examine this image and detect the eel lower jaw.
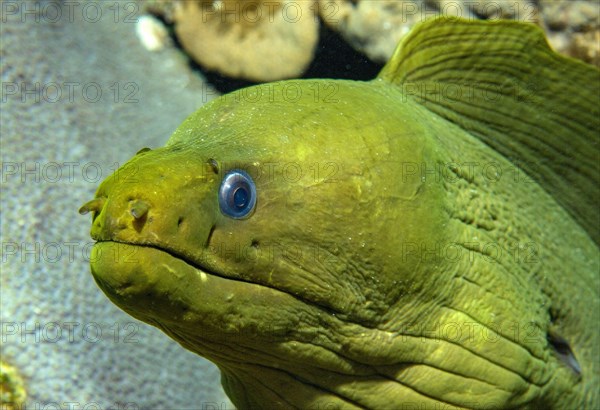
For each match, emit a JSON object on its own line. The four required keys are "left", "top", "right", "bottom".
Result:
{"left": 88, "top": 241, "right": 332, "bottom": 363}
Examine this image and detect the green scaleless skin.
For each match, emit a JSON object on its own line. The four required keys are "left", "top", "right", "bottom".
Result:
{"left": 82, "top": 18, "right": 599, "bottom": 409}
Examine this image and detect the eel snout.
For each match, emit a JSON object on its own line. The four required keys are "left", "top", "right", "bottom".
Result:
{"left": 79, "top": 197, "right": 149, "bottom": 221}
{"left": 79, "top": 194, "right": 156, "bottom": 240}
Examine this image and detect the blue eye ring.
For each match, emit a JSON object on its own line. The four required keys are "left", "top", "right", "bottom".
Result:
{"left": 218, "top": 169, "right": 257, "bottom": 219}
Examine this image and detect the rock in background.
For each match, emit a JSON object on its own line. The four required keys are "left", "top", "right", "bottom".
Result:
{"left": 539, "top": 0, "right": 599, "bottom": 66}
{"left": 317, "top": 0, "right": 541, "bottom": 63}
{"left": 318, "top": 0, "right": 598, "bottom": 67}
{"left": 147, "top": 0, "right": 598, "bottom": 81}
{"left": 172, "top": 0, "right": 319, "bottom": 82}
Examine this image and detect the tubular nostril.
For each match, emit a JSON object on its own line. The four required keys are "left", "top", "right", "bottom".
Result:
{"left": 130, "top": 199, "right": 150, "bottom": 220}
{"left": 79, "top": 197, "right": 106, "bottom": 215}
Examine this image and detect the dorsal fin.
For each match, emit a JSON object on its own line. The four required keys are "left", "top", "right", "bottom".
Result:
{"left": 378, "top": 17, "right": 600, "bottom": 245}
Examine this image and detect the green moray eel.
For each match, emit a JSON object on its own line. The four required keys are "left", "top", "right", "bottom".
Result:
{"left": 81, "top": 18, "right": 599, "bottom": 409}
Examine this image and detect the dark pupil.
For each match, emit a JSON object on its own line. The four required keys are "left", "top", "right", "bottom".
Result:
{"left": 233, "top": 186, "right": 249, "bottom": 209}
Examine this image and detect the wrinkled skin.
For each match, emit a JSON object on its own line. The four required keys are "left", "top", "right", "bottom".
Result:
{"left": 86, "top": 78, "right": 598, "bottom": 409}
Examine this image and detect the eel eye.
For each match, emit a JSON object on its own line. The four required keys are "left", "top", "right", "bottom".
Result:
{"left": 218, "top": 169, "right": 256, "bottom": 219}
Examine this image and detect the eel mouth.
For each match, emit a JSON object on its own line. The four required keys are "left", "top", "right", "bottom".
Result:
{"left": 88, "top": 239, "right": 311, "bottom": 332}
{"left": 90, "top": 238, "right": 265, "bottom": 294}
{"left": 90, "top": 238, "right": 346, "bottom": 322}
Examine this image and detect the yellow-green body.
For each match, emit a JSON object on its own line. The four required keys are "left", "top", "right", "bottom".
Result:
{"left": 83, "top": 18, "right": 599, "bottom": 409}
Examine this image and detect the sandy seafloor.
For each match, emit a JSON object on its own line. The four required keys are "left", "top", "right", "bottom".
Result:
{"left": 1, "top": 1, "right": 234, "bottom": 408}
